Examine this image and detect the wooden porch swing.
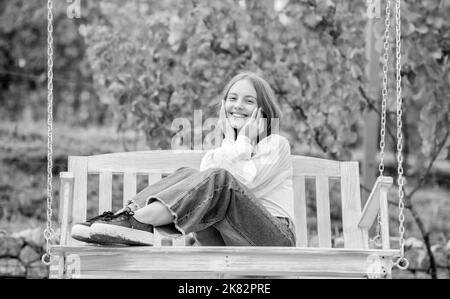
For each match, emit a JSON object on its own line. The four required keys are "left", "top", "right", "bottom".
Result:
{"left": 42, "top": 0, "right": 409, "bottom": 278}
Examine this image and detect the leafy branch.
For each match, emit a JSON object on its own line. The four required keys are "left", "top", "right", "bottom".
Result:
{"left": 357, "top": 85, "right": 397, "bottom": 145}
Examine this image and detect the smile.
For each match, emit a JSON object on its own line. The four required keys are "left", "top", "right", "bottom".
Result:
{"left": 230, "top": 112, "right": 248, "bottom": 118}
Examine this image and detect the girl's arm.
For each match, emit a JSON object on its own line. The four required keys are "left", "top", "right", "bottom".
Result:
{"left": 200, "top": 134, "right": 291, "bottom": 190}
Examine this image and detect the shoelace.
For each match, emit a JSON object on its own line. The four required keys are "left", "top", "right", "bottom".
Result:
{"left": 89, "top": 211, "right": 115, "bottom": 222}
{"left": 113, "top": 209, "right": 135, "bottom": 219}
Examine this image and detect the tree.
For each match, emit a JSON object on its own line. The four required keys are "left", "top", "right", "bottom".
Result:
{"left": 0, "top": 0, "right": 109, "bottom": 125}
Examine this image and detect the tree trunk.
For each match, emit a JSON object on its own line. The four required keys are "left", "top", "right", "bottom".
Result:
{"left": 362, "top": 17, "right": 380, "bottom": 204}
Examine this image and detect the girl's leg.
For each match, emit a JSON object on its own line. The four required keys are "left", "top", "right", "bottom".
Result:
{"left": 193, "top": 227, "right": 226, "bottom": 246}
{"left": 126, "top": 166, "right": 201, "bottom": 210}
{"left": 133, "top": 200, "right": 174, "bottom": 226}
{"left": 134, "top": 202, "right": 226, "bottom": 245}
{"left": 132, "top": 167, "right": 295, "bottom": 246}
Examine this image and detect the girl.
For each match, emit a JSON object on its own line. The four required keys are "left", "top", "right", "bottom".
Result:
{"left": 71, "top": 72, "right": 296, "bottom": 247}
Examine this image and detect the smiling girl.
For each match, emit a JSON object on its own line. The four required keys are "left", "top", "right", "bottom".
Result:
{"left": 71, "top": 72, "right": 296, "bottom": 247}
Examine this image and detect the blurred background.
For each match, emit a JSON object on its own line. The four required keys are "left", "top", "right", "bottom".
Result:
{"left": 0, "top": 0, "right": 449, "bottom": 278}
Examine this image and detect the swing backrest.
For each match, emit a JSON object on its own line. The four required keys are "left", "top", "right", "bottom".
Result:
{"left": 63, "top": 150, "right": 368, "bottom": 248}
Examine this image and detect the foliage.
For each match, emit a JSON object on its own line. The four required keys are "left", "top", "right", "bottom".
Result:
{"left": 82, "top": 0, "right": 369, "bottom": 156}
{"left": 0, "top": 0, "right": 109, "bottom": 125}
{"left": 399, "top": 0, "right": 450, "bottom": 174}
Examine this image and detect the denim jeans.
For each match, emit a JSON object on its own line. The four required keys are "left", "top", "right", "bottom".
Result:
{"left": 131, "top": 167, "right": 296, "bottom": 246}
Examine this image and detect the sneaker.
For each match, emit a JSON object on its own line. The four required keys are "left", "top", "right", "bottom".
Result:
{"left": 71, "top": 211, "right": 117, "bottom": 244}
{"left": 89, "top": 210, "right": 154, "bottom": 246}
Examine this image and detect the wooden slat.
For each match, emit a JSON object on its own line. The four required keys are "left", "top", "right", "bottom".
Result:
{"left": 123, "top": 172, "right": 137, "bottom": 207}
{"left": 57, "top": 172, "right": 74, "bottom": 279}
{"left": 293, "top": 175, "right": 307, "bottom": 247}
{"left": 316, "top": 176, "right": 331, "bottom": 248}
{"left": 87, "top": 150, "right": 340, "bottom": 177}
{"left": 148, "top": 173, "right": 162, "bottom": 185}
{"left": 99, "top": 172, "right": 112, "bottom": 213}
{"left": 59, "top": 173, "right": 74, "bottom": 246}
{"left": 51, "top": 246, "right": 398, "bottom": 279}
{"left": 171, "top": 236, "right": 186, "bottom": 246}
{"left": 358, "top": 176, "right": 393, "bottom": 228}
{"left": 68, "top": 157, "right": 88, "bottom": 224}
{"left": 379, "top": 186, "right": 390, "bottom": 249}
{"left": 49, "top": 255, "right": 63, "bottom": 279}
{"left": 292, "top": 156, "right": 340, "bottom": 177}
{"left": 87, "top": 150, "right": 205, "bottom": 174}
{"left": 67, "top": 156, "right": 88, "bottom": 246}
{"left": 52, "top": 245, "right": 400, "bottom": 257}
{"left": 340, "top": 162, "right": 367, "bottom": 249}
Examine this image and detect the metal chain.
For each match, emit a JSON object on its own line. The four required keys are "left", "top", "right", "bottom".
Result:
{"left": 394, "top": 0, "right": 409, "bottom": 270}
{"left": 42, "top": 0, "right": 54, "bottom": 266}
{"left": 371, "top": 0, "right": 391, "bottom": 248}
{"left": 378, "top": 0, "right": 390, "bottom": 177}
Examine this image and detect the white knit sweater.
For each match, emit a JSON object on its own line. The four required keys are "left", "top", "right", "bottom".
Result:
{"left": 199, "top": 134, "right": 294, "bottom": 220}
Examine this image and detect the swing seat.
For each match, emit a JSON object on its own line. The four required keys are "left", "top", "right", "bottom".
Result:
{"left": 49, "top": 150, "right": 399, "bottom": 279}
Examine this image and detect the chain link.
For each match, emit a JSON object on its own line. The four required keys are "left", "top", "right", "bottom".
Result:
{"left": 378, "top": 0, "right": 390, "bottom": 177}
{"left": 394, "top": 0, "right": 409, "bottom": 270}
{"left": 371, "top": 0, "right": 391, "bottom": 248}
{"left": 42, "top": 0, "right": 54, "bottom": 266}
{"left": 373, "top": 1, "right": 408, "bottom": 270}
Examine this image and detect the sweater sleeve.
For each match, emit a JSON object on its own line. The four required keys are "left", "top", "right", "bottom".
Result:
{"left": 200, "top": 134, "right": 291, "bottom": 190}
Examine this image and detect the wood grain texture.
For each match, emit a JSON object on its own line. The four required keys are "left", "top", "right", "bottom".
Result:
{"left": 316, "top": 176, "right": 331, "bottom": 248}
{"left": 67, "top": 156, "right": 88, "bottom": 246}
{"left": 358, "top": 176, "right": 393, "bottom": 229}
{"left": 99, "top": 172, "right": 112, "bottom": 214}
{"left": 50, "top": 246, "right": 398, "bottom": 279}
{"left": 293, "top": 175, "right": 307, "bottom": 247}
{"left": 68, "top": 157, "right": 88, "bottom": 224}
{"left": 340, "top": 162, "right": 367, "bottom": 249}
{"left": 86, "top": 151, "right": 340, "bottom": 177}
{"left": 57, "top": 174, "right": 74, "bottom": 279}
{"left": 87, "top": 150, "right": 205, "bottom": 174}
{"left": 379, "top": 187, "right": 390, "bottom": 249}
{"left": 291, "top": 156, "right": 340, "bottom": 177}
{"left": 148, "top": 173, "right": 162, "bottom": 185}
{"left": 59, "top": 174, "right": 74, "bottom": 246}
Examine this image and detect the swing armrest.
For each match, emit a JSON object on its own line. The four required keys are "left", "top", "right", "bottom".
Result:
{"left": 358, "top": 176, "right": 393, "bottom": 229}
{"left": 58, "top": 172, "right": 75, "bottom": 246}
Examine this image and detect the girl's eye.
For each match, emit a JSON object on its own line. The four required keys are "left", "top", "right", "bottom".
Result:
{"left": 228, "top": 97, "right": 236, "bottom": 101}
{"left": 246, "top": 99, "right": 254, "bottom": 104}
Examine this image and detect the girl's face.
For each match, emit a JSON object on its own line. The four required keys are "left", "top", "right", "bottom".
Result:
{"left": 225, "top": 79, "right": 258, "bottom": 131}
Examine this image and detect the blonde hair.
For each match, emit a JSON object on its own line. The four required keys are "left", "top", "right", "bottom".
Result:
{"left": 220, "top": 72, "right": 282, "bottom": 138}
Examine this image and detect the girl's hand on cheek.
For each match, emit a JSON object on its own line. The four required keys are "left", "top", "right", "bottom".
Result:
{"left": 239, "top": 107, "right": 262, "bottom": 143}
{"left": 218, "top": 100, "right": 235, "bottom": 140}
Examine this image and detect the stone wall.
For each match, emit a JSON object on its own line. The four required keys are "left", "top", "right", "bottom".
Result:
{"left": 1, "top": 228, "right": 448, "bottom": 279}
{"left": 0, "top": 228, "right": 48, "bottom": 279}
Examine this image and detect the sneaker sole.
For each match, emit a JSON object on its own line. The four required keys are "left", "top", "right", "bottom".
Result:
{"left": 71, "top": 224, "right": 114, "bottom": 245}
{"left": 89, "top": 223, "right": 154, "bottom": 246}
